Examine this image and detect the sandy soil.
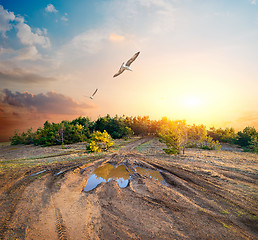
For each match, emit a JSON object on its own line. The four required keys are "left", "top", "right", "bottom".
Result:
{"left": 0, "top": 138, "right": 257, "bottom": 239}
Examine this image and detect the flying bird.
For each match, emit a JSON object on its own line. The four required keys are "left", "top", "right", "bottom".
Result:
{"left": 113, "top": 51, "right": 140, "bottom": 77}
{"left": 90, "top": 88, "right": 98, "bottom": 99}
{"left": 85, "top": 88, "right": 98, "bottom": 100}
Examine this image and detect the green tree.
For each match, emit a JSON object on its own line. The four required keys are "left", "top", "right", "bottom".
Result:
{"left": 237, "top": 127, "right": 257, "bottom": 148}
{"left": 158, "top": 120, "right": 188, "bottom": 154}
{"left": 208, "top": 127, "right": 236, "bottom": 143}
{"left": 87, "top": 130, "right": 114, "bottom": 152}
{"left": 248, "top": 135, "right": 258, "bottom": 153}
{"left": 187, "top": 124, "right": 207, "bottom": 147}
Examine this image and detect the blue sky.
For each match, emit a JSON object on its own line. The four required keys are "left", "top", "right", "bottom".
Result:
{"left": 0, "top": 0, "right": 258, "bottom": 140}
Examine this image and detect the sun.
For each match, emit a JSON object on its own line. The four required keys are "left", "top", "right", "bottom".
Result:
{"left": 184, "top": 96, "right": 201, "bottom": 108}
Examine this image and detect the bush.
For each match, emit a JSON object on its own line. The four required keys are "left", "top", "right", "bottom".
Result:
{"left": 200, "top": 136, "right": 221, "bottom": 150}
{"left": 10, "top": 130, "right": 23, "bottom": 145}
{"left": 86, "top": 130, "right": 114, "bottom": 152}
{"left": 163, "top": 148, "right": 179, "bottom": 154}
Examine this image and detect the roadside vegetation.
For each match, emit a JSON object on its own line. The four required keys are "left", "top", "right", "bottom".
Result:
{"left": 9, "top": 115, "right": 258, "bottom": 154}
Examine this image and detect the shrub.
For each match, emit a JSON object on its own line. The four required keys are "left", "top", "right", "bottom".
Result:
{"left": 200, "top": 136, "right": 221, "bottom": 150}
{"left": 163, "top": 147, "right": 179, "bottom": 154}
{"left": 86, "top": 130, "right": 114, "bottom": 152}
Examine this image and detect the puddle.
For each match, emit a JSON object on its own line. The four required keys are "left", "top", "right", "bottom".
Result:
{"left": 135, "top": 166, "right": 164, "bottom": 184}
{"left": 84, "top": 164, "right": 130, "bottom": 192}
{"left": 54, "top": 170, "right": 65, "bottom": 176}
{"left": 84, "top": 163, "right": 166, "bottom": 192}
{"left": 30, "top": 170, "right": 46, "bottom": 177}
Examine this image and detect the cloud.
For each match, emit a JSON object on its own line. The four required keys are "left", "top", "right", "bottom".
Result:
{"left": 235, "top": 111, "right": 258, "bottom": 128}
{"left": 0, "top": 5, "right": 15, "bottom": 37}
{"left": 61, "top": 13, "right": 69, "bottom": 22}
{"left": 0, "top": 46, "right": 41, "bottom": 61}
{"left": 14, "top": 46, "right": 41, "bottom": 61}
{"left": 0, "top": 5, "right": 50, "bottom": 49}
{"left": 103, "top": 0, "right": 175, "bottom": 35}
{"left": 0, "top": 89, "right": 97, "bottom": 141}
{"left": 109, "top": 33, "right": 125, "bottom": 42}
{"left": 15, "top": 16, "right": 50, "bottom": 48}
{"left": 58, "top": 0, "right": 175, "bottom": 58}
{"left": 1, "top": 89, "right": 94, "bottom": 115}
{"left": 45, "top": 4, "right": 58, "bottom": 13}
{"left": 63, "top": 29, "right": 109, "bottom": 55}
{"left": 250, "top": 0, "right": 256, "bottom": 5}
{"left": 0, "top": 68, "right": 55, "bottom": 83}
{"left": 0, "top": 47, "right": 15, "bottom": 55}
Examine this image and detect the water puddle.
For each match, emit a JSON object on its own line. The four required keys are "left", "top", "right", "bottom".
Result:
{"left": 54, "top": 170, "right": 65, "bottom": 176}
{"left": 84, "top": 163, "right": 166, "bottom": 192}
{"left": 30, "top": 170, "right": 46, "bottom": 177}
{"left": 135, "top": 166, "right": 164, "bottom": 184}
{"left": 84, "top": 164, "right": 130, "bottom": 192}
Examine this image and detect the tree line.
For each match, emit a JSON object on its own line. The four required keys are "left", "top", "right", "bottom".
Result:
{"left": 10, "top": 115, "right": 258, "bottom": 153}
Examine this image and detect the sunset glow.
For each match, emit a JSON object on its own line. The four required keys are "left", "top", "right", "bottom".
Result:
{"left": 0, "top": 0, "right": 258, "bottom": 141}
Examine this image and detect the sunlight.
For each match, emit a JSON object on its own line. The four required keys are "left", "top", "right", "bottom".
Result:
{"left": 184, "top": 96, "right": 201, "bottom": 108}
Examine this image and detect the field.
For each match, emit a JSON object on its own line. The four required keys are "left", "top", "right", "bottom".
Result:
{"left": 0, "top": 137, "right": 257, "bottom": 239}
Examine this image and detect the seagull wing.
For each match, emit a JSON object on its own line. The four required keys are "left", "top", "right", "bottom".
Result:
{"left": 125, "top": 51, "right": 140, "bottom": 67}
{"left": 92, "top": 88, "right": 98, "bottom": 97}
{"left": 113, "top": 64, "right": 125, "bottom": 77}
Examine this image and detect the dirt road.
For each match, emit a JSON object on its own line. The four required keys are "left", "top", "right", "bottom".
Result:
{"left": 0, "top": 138, "right": 257, "bottom": 239}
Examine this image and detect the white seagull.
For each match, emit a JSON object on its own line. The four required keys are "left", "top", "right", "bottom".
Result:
{"left": 113, "top": 51, "right": 140, "bottom": 78}
{"left": 85, "top": 88, "right": 98, "bottom": 100}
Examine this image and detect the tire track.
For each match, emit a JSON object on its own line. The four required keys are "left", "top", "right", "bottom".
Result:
{"left": 55, "top": 207, "right": 69, "bottom": 240}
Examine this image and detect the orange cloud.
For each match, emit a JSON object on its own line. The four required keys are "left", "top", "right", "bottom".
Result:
{"left": 109, "top": 33, "right": 125, "bottom": 42}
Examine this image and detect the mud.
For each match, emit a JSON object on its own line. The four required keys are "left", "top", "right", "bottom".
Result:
{"left": 0, "top": 138, "right": 257, "bottom": 239}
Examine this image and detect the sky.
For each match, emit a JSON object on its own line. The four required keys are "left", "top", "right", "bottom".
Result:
{"left": 0, "top": 0, "right": 258, "bottom": 141}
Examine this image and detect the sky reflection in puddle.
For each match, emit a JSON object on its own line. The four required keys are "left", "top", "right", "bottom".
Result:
{"left": 84, "top": 163, "right": 165, "bottom": 192}
{"left": 84, "top": 164, "right": 130, "bottom": 192}
{"left": 135, "top": 166, "right": 164, "bottom": 183}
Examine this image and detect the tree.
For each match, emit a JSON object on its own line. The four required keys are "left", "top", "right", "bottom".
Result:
{"left": 158, "top": 120, "right": 188, "bottom": 154}
{"left": 248, "top": 135, "right": 258, "bottom": 153}
{"left": 208, "top": 127, "right": 236, "bottom": 143}
{"left": 187, "top": 124, "right": 207, "bottom": 147}
{"left": 87, "top": 130, "right": 114, "bottom": 152}
{"left": 237, "top": 127, "right": 257, "bottom": 148}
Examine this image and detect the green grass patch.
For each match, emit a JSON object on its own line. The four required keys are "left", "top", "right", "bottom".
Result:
{"left": 220, "top": 210, "right": 229, "bottom": 215}
{"left": 135, "top": 139, "right": 153, "bottom": 153}
{"left": 221, "top": 222, "right": 231, "bottom": 228}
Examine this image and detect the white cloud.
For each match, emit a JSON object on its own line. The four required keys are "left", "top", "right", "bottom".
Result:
{"left": 15, "top": 16, "right": 50, "bottom": 48}
{"left": 55, "top": 0, "right": 176, "bottom": 72}
{"left": 59, "top": 0, "right": 175, "bottom": 54}
{"left": 65, "top": 29, "right": 108, "bottom": 54}
{"left": 0, "top": 47, "right": 15, "bottom": 55}
{"left": 61, "top": 16, "right": 68, "bottom": 22}
{"left": 251, "top": 0, "right": 256, "bottom": 5}
{"left": 0, "top": 46, "right": 41, "bottom": 61}
{"left": 14, "top": 46, "right": 41, "bottom": 61}
{"left": 45, "top": 4, "right": 58, "bottom": 13}
{"left": 0, "top": 5, "right": 50, "bottom": 51}
{"left": 35, "top": 28, "right": 48, "bottom": 36}
{"left": 0, "top": 5, "right": 15, "bottom": 37}
{"left": 104, "top": 0, "right": 176, "bottom": 34}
